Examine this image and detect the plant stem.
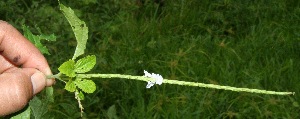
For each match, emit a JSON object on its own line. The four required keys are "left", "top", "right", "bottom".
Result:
{"left": 76, "top": 74, "right": 295, "bottom": 96}
{"left": 46, "top": 73, "right": 61, "bottom": 79}
{"left": 47, "top": 73, "right": 66, "bottom": 83}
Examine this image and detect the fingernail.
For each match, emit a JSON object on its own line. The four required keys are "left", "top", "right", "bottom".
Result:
{"left": 31, "top": 71, "right": 47, "bottom": 95}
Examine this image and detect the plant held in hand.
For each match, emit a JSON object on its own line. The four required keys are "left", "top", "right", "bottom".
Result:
{"left": 14, "top": 2, "right": 295, "bottom": 118}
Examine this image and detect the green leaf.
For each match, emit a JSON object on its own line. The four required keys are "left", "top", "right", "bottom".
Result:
{"left": 75, "top": 78, "right": 96, "bottom": 93}
{"left": 78, "top": 91, "right": 85, "bottom": 100}
{"left": 58, "top": 60, "right": 76, "bottom": 77}
{"left": 22, "top": 25, "right": 56, "bottom": 55}
{"left": 29, "top": 96, "right": 48, "bottom": 119}
{"left": 107, "top": 105, "right": 119, "bottom": 119}
{"left": 75, "top": 55, "right": 96, "bottom": 73}
{"left": 39, "top": 34, "right": 56, "bottom": 41}
{"left": 59, "top": 3, "right": 88, "bottom": 60}
{"left": 65, "top": 80, "right": 76, "bottom": 92}
{"left": 46, "top": 87, "right": 54, "bottom": 103}
{"left": 13, "top": 90, "right": 54, "bottom": 119}
{"left": 10, "top": 106, "right": 31, "bottom": 119}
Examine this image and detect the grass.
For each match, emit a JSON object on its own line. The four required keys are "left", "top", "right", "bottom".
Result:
{"left": 1, "top": 0, "right": 300, "bottom": 118}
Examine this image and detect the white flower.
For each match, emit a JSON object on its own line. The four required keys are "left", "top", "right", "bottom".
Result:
{"left": 146, "top": 81, "right": 155, "bottom": 88}
{"left": 144, "top": 70, "right": 163, "bottom": 88}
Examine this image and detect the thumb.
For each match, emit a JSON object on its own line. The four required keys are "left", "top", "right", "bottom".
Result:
{"left": 30, "top": 71, "right": 47, "bottom": 95}
{"left": 0, "top": 68, "right": 47, "bottom": 116}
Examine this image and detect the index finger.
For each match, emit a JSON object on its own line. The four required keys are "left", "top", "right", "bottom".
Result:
{"left": 0, "top": 20, "right": 52, "bottom": 76}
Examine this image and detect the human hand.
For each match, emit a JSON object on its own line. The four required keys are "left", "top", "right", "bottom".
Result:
{"left": 0, "top": 20, "right": 55, "bottom": 116}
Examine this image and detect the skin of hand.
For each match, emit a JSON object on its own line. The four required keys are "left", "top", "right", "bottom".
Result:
{"left": 0, "top": 20, "right": 55, "bottom": 116}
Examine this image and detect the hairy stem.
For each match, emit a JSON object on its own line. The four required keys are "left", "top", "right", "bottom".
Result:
{"left": 76, "top": 74, "right": 295, "bottom": 95}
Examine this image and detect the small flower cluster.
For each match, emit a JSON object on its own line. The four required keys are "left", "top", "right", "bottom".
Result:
{"left": 144, "top": 70, "right": 163, "bottom": 88}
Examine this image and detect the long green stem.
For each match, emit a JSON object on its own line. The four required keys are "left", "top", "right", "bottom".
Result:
{"left": 76, "top": 74, "right": 295, "bottom": 95}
